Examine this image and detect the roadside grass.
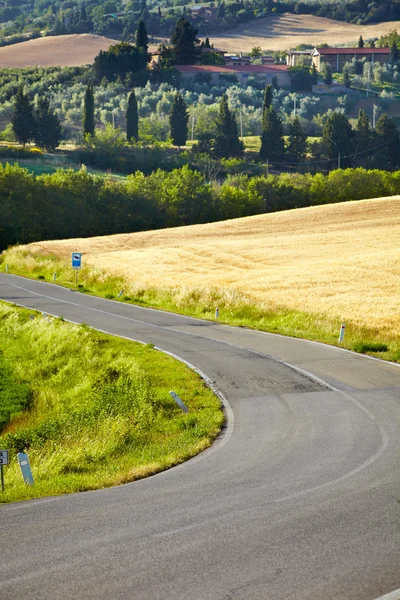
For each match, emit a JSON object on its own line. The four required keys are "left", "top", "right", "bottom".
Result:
{"left": 0, "top": 158, "right": 128, "bottom": 180}
{"left": 2, "top": 249, "right": 399, "bottom": 364}
{"left": 0, "top": 302, "right": 224, "bottom": 503}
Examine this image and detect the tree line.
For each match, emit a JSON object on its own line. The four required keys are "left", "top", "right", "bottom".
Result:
{"left": 2, "top": 162, "right": 400, "bottom": 252}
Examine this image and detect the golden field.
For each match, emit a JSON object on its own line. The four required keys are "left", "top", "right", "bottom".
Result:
{"left": 0, "top": 34, "right": 120, "bottom": 68}
{"left": 1, "top": 14, "right": 400, "bottom": 68}
{"left": 209, "top": 13, "right": 400, "bottom": 52}
{"left": 21, "top": 196, "right": 400, "bottom": 335}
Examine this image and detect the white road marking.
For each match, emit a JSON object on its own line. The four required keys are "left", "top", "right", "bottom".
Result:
{"left": 374, "top": 589, "right": 400, "bottom": 600}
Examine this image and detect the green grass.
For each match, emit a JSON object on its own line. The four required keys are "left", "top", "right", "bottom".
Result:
{"left": 2, "top": 251, "right": 399, "bottom": 365}
{"left": 0, "top": 303, "right": 224, "bottom": 503}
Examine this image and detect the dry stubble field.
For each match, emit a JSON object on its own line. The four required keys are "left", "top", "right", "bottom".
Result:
{"left": 210, "top": 13, "right": 400, "bottom": 52}
{"left": 22, "top": 197, "right": 400, "bottom": 336}
{"left": 2, "top": 14, "right": 400, "bottom": 67}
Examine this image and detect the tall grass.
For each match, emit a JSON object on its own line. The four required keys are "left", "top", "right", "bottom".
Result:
{"left": 2, "top": 250, "right": 399, "bottom": 364}
{"left": 0, "top": 303, "right": 224, "bottom": 503}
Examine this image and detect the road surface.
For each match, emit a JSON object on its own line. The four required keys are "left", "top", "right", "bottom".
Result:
{"left": 0, "top": 274, "right": 399, "bottom": 600}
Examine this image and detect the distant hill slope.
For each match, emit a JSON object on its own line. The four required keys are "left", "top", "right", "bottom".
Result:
{"left": 24, "top": 196, "right": 400, "bottom": 334}
{"left": 0, "top": 34, "right": 120, "bottom": 68}
{"left": 209, "top": 13, "right": 400, "bottom": 52}
{"left": 2, "top": 14, "right": 400, "bottom": 68}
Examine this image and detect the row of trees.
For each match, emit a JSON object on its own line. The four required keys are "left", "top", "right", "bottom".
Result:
{"left": 11, "top": 88, "right": 62, "bottom": 150}
{"left": 2, "top": 162, "right": 400, "bottom": 252}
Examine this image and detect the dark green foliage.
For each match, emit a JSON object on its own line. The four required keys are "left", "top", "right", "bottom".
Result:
{"left": 260, "top": 106, "right": 284, "bottom": 163}
{"left": 33, "top": 97, "right": 63, "bottom": 150}
{"left": 323, "top": 111, "right": 353, "bottom": 166}
{"left": 262, "top": 84, "right": 273, "bottom": 115}
{"left": 354, "top": 110, "right": 374, "bottom": 165}
{"left": 322, "top": 62, "right": 333, "bottom": 85}
{"left": 287, "top": 116, "right": 307, "bottom": 162}
{"left": 169, "top": 92, "right": 188, "bottom": 148}
{"left": 11, "top": 87, "right": 35, "bottom": 146}
{"left": 83, "top": 83, "right": 95, "bottom": 137}
{"left": 288, "top": 65, "right": 313, "bottom": 92}
{"left": 0, "top": 353, "right": 33, "bottom": 432}
{"left": 343, "top": 66, "right": 351, "bottom": 88}
{"left": 311, "top": 64, "right": 318, "bottom": 85}
{"left": 375, "top": 113, "right": 400, "bottom": 168}
{"left": 214, "top": 94, "right": 244, "bottom": 159}
{"left": 126, "top": 89, "right": 139, "bottom": 142}
{"left": 136, "top": 20, "right": 148, "bottom": 51}
{"left": 358, "top": 35, "right": 364, "bottom": 48}
{"left": 390, "top": 42, "right": 399, "bottom": 64}
{"left": 93, "top": 42, "right": 148, "bottom": 86}
{"left": 170, "top": 17, "right": 200, "bottom": 65}
{"left": 353, "top": 342, "right": 388, "bottom": 353}
{"left": 3, "top": 163, "right": 400, "bottom": 253}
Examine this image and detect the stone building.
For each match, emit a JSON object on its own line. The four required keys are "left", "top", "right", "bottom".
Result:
{"left": 311, "top": 47, "right": 390, "bottom": 73}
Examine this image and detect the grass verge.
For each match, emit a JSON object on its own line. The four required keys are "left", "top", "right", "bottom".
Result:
{"left": 1, "top": 249, "right": 399, "bottom": 364}
{"left": 0, "top": 302, "right": 224, "bottom": 503}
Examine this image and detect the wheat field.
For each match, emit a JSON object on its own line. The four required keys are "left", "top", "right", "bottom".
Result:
{"left": 22, "top": 197, "right": 400, "bottom": 335}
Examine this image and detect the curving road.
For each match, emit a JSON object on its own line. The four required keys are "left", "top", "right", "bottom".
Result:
{"left": 0, "top": 273, "right": 399, "bottom": 600}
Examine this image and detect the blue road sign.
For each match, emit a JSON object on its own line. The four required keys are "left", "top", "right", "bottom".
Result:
{"left": 72, "top": 252, "right": 82, "bottom": 269}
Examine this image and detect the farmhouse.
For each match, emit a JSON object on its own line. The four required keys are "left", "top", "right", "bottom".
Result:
{"left": 175, "top": 63, "right": 290, "bottom": 86}
{"left": 286, "top": 50, "right": 313, "bottom": 67}
{"left": 312, "top": 47, "right": 390, "bottom": 73}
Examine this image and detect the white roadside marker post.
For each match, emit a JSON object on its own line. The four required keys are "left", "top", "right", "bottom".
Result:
{"left": 169, "top": 391, "right": 189, "bottom": 413}
{"left": 215, "top": 307, "right": 219, "bottom": 318}
{"left": 17, "top": 452, "right": 34, "bottom": 485}
{"left": 53, "top": 273, "right": 57, "bottom": 282}
{"left": 5, "top": 264, "right": 8, "bottom": 273}
{"left": 339, "top": 323, "right": 346, "bottom": 343}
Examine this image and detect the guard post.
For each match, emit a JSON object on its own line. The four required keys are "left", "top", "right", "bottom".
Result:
{"left": 0, "top": 450, "right": 9, "bottom": 491}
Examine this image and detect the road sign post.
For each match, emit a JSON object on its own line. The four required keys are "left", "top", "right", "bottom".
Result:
{"left": 0, "top": 450, "right": 9, "bottom": 492}
{"left": 72, "top": 252, "right": 82, "bottom": 286}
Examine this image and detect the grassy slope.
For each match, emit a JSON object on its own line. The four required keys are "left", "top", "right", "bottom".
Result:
{"left": 0, "top": 303, "right": 223, "bottom": 503}
{"left": 2, "top": 196, "right": 400, "bottom": 362}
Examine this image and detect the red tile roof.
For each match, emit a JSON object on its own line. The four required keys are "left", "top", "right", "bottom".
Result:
{"left": 175, "top": 64, "right": 288, "bottom": 74}
{"left": 316, "top": 47, "right": 390, "bottom": 55}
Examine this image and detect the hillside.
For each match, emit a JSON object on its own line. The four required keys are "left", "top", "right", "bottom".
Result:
{"left": 209, "top": 13, "right": 400, "bottom": 52}
{"left": 17, "top": 196, "right": 400, "bottom": 336}
{"left": 0, "top": 34, "right": 120, "bottom": 68}
{"left": 2, "top": 14, "right": 400, "bottom": 67}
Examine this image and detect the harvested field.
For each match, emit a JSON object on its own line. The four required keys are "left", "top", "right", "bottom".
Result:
{"left": 23, "top": 196, "right": 400, "bottom": 335}
{"left": 210, "top": 13, "right": 400, "bottom": 52}
{"left": 0, "top": 34, "right": 120, "bottom": 68}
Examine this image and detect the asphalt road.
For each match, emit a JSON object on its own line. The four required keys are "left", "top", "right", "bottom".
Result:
{"left": 0, "top": 273, "right": 399, "bottom": 600}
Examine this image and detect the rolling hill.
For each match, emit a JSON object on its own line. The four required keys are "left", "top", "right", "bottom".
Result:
{"left": 1, "top": 14, "right": 400, "bottom": 68}
{"left": 14, "top": 196, "right": 400, "bottom": 336}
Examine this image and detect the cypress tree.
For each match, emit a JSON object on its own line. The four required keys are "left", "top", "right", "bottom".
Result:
{"left": 171, "top": 17, "right": 200, "bottom": 64}
{"left": 11, "top": 86, "right": 35, "bottom": 146}
{"left": 375, "top": 113, "right": 400, "bottom": 168}
{"left": 260, "top": 106, "right": 284, "bottom": 162}
{"left": 322, "top": 111, "right": 353, "bottom": 167}
{"left": 83, "top": 83, "right": 95, "bottom": 138}
{"left": 354, "top": 109, "right": 374, "bottom": 167}
{"left": 343, "top": 65, "right": 351, "bottom": 88}
{"left": 358, "top": 35, "right": 364, "bottom": 48}
{"left": 390, "top": 42, "right": 399, "bottom": 64}
{"left": 311, "top": 63, "right": 318, "bottom": 85}
{"left": 33, "top": 97, "right": 63, "bottom": 150}
{"left": 169, "top": 92, "right": 189, "bottom": 148}
{"left": 126, "top": 89, "right": 139, "bottom": 142}
{"left": 205, "top": 37, "right": 211, "bottom": 48}
{"left": 287, "top": 116, "right": 307, "bottom": 162}
{"left": 214, "top": 94, "right": 244, "bottom": 158}
{"left": 262, "top": 84, "right": 273, "bottom": 117}
{"left": 136, "top": 20, "right": 148, "bottom": 52}
{"left": 322, "top": 62, "right": 333, "bottom": 84}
